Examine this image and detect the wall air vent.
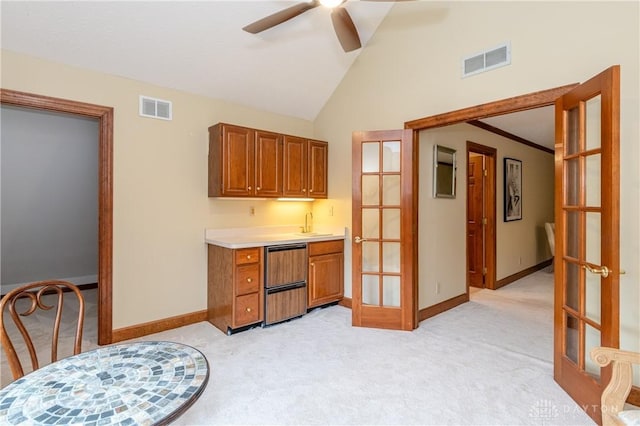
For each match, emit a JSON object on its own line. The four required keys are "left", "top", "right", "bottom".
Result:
{"left": 462, "top": 42, "right": 511, "bottom": 78}
{"left": 139, "top": 95, "right": 172, "bottom": 120}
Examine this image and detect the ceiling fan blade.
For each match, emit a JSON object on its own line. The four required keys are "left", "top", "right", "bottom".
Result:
{"left": 331, "top": 7, "right": 362, "bottom": 52}
{"left": 243, "top": 1, "right": 320, "bottom": 34}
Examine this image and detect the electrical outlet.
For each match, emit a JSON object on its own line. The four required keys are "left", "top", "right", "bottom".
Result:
{"left": 249, "top": 206, "right": 255, "bottom": 216}
{"left": 436, "top": 282, "right": 441, "bottom": 294}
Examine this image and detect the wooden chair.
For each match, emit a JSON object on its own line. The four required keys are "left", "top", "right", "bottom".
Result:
{"left": 0, "top": 280, "right": 85, "bottom": 380}
{"left": 591, "top": 346, "right": 640, "bottom": 426}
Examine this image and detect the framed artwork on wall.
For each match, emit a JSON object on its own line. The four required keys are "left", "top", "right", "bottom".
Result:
{"left": 504, "top": 158, "right": 522, "bottom": 222}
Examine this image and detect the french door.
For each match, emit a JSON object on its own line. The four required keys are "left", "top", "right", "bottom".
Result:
{"left": 352, "top": 130, "right": 417, "bottom": 331}
{"left": 554, "top": 65, "right": 621, "bottom": 423}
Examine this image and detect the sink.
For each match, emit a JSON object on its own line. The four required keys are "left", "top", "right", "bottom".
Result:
{"left": 293, "top": 232, "right": 332, "bottom": 237}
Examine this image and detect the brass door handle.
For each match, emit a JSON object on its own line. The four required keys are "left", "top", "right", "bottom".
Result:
{"left": 354, "top": 236, "right": 368, "bottom": 244}
{"left": 583, "top": 264, "right": 610, "bottom": 278}
{"left": 582, "top": 263, "right": 627, "bottom": 278}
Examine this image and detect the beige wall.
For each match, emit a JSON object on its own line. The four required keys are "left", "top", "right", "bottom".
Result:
{"left": 314, "top": 1, "right": 639, "bottom": 351}
{"left": 418, "top": 124, "right": 554, "bottom": 308}
{"left": 1, "top": 49, "right": 317, "bottom": 328}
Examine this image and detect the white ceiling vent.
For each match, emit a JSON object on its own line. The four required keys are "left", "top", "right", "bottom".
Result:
{"left": 462, "top": 42, "right": 511, "bottom": 78}
{"left": 139, "top": 95, "right": 172, "bottom": 120}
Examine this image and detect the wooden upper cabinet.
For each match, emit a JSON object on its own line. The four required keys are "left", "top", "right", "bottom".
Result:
{"left": 283, "top": 135, "right": 308, "bottom": 197}
{"left": 283, "top": 137, "right": 328, "bottom": 199}
{"left": 254, "top": 130, "right": 283, "bottom": 197}
{"left": 210, "top": 123, "right": 327, "bottom": 199}
{"left": 209, "top": 123, "right": 254, "bottom": 197}
{"left": 308, "top": 140, "right": 328, "bottom": 198}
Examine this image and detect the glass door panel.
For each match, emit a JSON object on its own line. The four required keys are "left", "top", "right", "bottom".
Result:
{"left": 362, "top": 275, "right": 379, "bottom": 305}
{"left": 383, "top": 276, "right": 401, "bottom": 307}
{"left": 362, "top": 142, "right": 379, "bottom": 172}
{"left": 382, "top": 209, "right": 400, "bottom": 239}
{"left": 585, "top": 95, "right": 601, "bottom": 151}
{"left": 362, "top": 175, "right": 380, "bottom": 206}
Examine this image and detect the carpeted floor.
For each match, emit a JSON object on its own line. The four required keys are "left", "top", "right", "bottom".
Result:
{"left": 1, "top": 271, "right": 595, "bottom": 425}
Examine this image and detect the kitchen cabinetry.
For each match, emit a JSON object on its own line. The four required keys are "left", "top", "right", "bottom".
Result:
{"left": 307, "top": 240, "right": 344, "bottom": 308}
{"left": 209, "top": 122, "right": 327, "bottom": 199}
{"left": 282, "top": 137, "right": 328, "bottom": 199}
{"left": 207, "top": 245, "right": 263, "bottom": 334}
{"left": 208, "top": 123, "right": 282, "bottom": 197}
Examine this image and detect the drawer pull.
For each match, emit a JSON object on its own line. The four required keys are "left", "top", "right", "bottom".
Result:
{"left": 247, "top": 278, "right": 253, "bottom": 283}
{"left": 246, "top": 307, "right": 252, "bottom": 312}
{"left": 247, "top": 255, "right": 251, "bottom": 259}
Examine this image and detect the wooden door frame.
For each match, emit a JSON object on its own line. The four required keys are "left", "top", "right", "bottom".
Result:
{"left": 466, "top": 142, "right": 497, "bottom": 290}
{"left": 1, "top": 89, "right": 113, "bottom": 345}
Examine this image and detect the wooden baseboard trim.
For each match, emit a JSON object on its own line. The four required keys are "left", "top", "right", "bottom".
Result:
{"left": 494, "top": 259, "right": 552, "bottom": 290}
{"left": 418, "top": 293, "right": 469, "bottom": 322}
{"left": 338, "top": 297, "right": 352, "bottom": 309}
{"left": 628, "top": 386, "right": 640, "bottom": 407}
{"left": 111, "top": 310, "right": 208, "bottom": 343}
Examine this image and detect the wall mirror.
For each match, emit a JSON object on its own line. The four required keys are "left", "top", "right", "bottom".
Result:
{"left": 433, "top": 145, "right": 456, "bottom": 198}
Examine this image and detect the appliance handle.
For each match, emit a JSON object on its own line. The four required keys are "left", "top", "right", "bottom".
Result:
{"left": 266, "top": 243, "right": 307, "bottom": 252}
{"left": 266, "top": 281, "right": 306, "bottom": 294}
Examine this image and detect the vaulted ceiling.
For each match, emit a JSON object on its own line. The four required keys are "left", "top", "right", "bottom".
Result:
{"left": 1, "top": 1, "right": 554, "bottom": 148}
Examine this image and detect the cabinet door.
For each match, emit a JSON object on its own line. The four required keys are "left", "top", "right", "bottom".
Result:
{"left": 255, "top": 131, "right": 283, "bottom": 197}
{"left": 283, "top": 135, "right": 308, "bottom": 197}
{"left": 222, "top": 124, "right": 254, "bottom": 196}
{"left": 308, "top": 140, "right": 328, "bottom": 198}
{"left": 308, "top": 252, "right": 344, "bottom": 308}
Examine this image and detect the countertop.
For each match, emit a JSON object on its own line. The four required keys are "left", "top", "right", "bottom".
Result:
{"left": 205, "top": 225, "right": 347, "bottom": 249}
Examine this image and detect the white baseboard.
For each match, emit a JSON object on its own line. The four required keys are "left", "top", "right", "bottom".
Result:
{"left": 1, "top": 274, "right": 98, "bottom": 295}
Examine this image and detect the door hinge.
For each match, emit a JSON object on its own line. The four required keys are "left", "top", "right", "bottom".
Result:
{"left": 483, "top": 168, "right": 488, "bottom": 177}
{"left": 482, "top": 217, "right": 487, "bottom": 226}
{"left": 482, "top": 267, "right": 487, "bottom": 275}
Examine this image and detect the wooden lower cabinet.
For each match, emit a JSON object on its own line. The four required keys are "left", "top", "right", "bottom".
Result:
{"left": 307, "top": 240, "right": 344, "bottom": 308}
{"left": 207, "top": 245, "right": 263, "bottom": 334}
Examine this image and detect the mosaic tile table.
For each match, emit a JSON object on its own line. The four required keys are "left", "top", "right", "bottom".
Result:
{"left": 0, "top": 341, "right": 209, "bottom": 425}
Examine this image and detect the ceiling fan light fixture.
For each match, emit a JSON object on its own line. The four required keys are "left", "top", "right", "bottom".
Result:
{"left": 319, "top": 0, "right": 343, "bottom": 8}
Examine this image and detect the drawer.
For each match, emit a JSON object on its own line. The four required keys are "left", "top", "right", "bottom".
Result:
{"left": 235, "top": 292, "right": 260, "bottom": 326}
{"left": 308, "top": 239, "right": 344, "bottom": 256}
{"left": 235, "top": 247, "right": 260, "bottom": 265}
{"left": 235, "top": 263, "right": 261, "bottom": 295}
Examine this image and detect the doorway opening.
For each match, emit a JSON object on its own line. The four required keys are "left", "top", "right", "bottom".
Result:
{"left": 0, "top": 89, "right": 114, "bottom": 345}
{"left": 466, "top": 142, "right": 496, "bottom": 290}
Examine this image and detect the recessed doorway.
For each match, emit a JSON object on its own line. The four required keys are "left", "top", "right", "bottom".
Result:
{"left": 466, "top": 142, "right": 496, "bottom": 290}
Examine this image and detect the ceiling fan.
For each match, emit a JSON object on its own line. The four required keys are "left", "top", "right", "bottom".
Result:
{"left": 243, "top": 0, "right": 414, "bottom": 53}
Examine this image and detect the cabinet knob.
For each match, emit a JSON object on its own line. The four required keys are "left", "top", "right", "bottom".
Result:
{"left": 247, "top": 278, "right": 252, "bottom": 283}
{"left": 248, "top": 186, "right": 252, "bottom": 191}
{"left": 246, "top": 307, "right": 252, "bottom": 312}
{"left": 247, "top": 255, "right": 251, "bottom": 259}
{"left": 302, "top": 188, "right": 306, "bottom": 192}
{"left": 257, "top": 186, "right": 261, "bottom": 191}
{"left": 309, "top": 189, "right": 313, "bottom": 193}
{"left": 310, "top": 263, "right": 315, "bottom": 267}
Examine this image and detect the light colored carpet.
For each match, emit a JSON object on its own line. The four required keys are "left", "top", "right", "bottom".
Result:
{"left": 2, "top": 271, "right": 595, "bottom": 425}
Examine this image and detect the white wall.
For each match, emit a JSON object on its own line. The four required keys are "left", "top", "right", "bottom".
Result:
{"left": 1, "top": 105, "right": 98, "bottom": 293}
{"left": 313, "top": 1, "right": 639, "bottom": 352}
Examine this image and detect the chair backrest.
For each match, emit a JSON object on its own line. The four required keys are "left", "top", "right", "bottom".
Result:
{"left": 591, "top": 346, "right": 640, "bottom": 426}
{"left": 544, "top": 222, "right": 555, "bottom": 256}
{"left": 0, "top": 280, "right": 85, "bottom": 380}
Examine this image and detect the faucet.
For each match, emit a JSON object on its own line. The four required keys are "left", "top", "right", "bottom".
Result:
{"left": 302, "top": 212, "right": 313, "bottom": 233}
